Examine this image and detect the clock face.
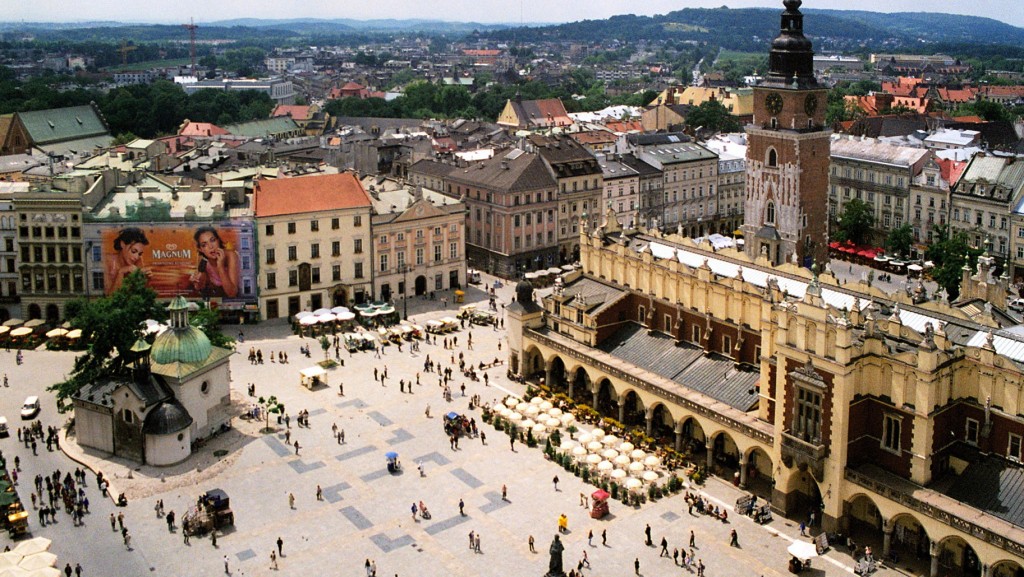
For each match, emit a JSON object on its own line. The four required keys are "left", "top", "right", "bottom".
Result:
{"left": 765, "top": 92, "right": 783, "bottom": 116}
{"left": 804, "top": 94, "right": 819, "bottom": 116}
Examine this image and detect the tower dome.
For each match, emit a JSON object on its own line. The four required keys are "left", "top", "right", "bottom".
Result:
{"left": 150, "top": 296, "right": 212, "bottom": 365}
{"left": 515, "top": 279, "right": 535, "bottom": 305}
{"left": 766, "top": 0, "right": 817, "bottom": 88}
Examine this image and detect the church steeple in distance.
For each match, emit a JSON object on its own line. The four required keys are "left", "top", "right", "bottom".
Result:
{"left": 765, "top": 0, "right": 817, "bottom": 89}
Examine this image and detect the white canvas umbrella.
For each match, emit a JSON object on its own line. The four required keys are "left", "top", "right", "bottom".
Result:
{"left": 11, "top": 541, "right": 49, "bottom": 557}
{"left": 642, "top": 471, "right": 659, "bottom": 483}
{"left": 539, "top": 401, "right": 553, "bottom": 411}
{"left": 787, "top": 541, "right": 819, "bottom": 561}
{"left": 532, "top": 424, "right": 547, "bottom": 436}
{"left": 587, "top": 454, "right": 603, "bottom": 465}
{"left": 630, "top": 449, "right": 647, "bottom": 461}
{"left": 498, "top": 407, "right": 511, "bottom": 418}
{"left": 545, "top": 417, "right": 561, "bottom": 429}
{"left": 530, "top": 396, "right": 544, "bottom": 405}
{"left": 547, "top": 408, "right": 563, "bottom": 418}
{"left": 295, "top": 311, "right": 314, "bottom": 320}
{"left": 610, "top": 468, "right": 627, "bottom": 480}
{"left": 602, "top": 434, "right": 619, "bottom": 446}
{"left": 0, "top": 552, "right": 24, "bottom": 567}
{"left": 587, "top": 441, "right": 603, "bottom": 452}
{"left": 17, "top": 552, "right": 56, "bottom": 571}
{"left": 619, "top": 442, "right": 635, "bottom": 453}
{"left": 25, "top": 569, "right": 60, "bottom": 577}
{"left": 300, "top": 316, "right": 318, "bottom": 326}
{"left": 317, "top": 313, "right": 337, "bottom": 323}
{"left": 515, "top": 402, "right": 529, "bottom": 412}
{"left": 508, "top": 412, "right": 523, "bottom": 422}
{"left": 601, "top": 449, "right": 619, "bottom": 460}
{"left": 577, "top": 433, "right": 592, "bottom": 445}
{"left": 312, "top": 308, "right": 331, "bottom": 316}
{"left": 625, "top": 478, "right": 643, "bottom": 490}
{"left": 572, "top": 446, "right": 588, "bottom": 458}
{"left": 559, "top": 414, "right": 575, "bottom": 426}
{"left": 525, "top": 406, "right": 540, "bottom": 417}
{"left": 521, "top": 419, "right": 536, "bottom": 429}
{"left": 591, "top": 428, "right": 605, "bottom": 439}
{"left": 614, "top": 455, "right": 631, "bottom": 466}
{"left": 597, "top": 460, "right": 614, "bottom": 471}
{"left": 336, "top": 311, "right": 356, "bottom": 321}
{"left": 561, "top": 440, "right": 577, "bottom": 451}
{"left": 504, "top": 397, "right": 518, "bottom": 408}
{"left": 629, "top": 461, "right": 645, "bottom": 473}
{"left": 644, "top": 455, "right": 662, "bottom": 468}
{"left": 330, "top": 306, "right": 350, "bottom": 314}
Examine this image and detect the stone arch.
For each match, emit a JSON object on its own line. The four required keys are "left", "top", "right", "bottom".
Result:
{"left": 523, "top": 345, "right": 544, "bottom": 379}
{"left": 844, "top": 493, "right": 884, "bottom": 548}
{"left": 743, "top": 445, "right": 774, "bottom": 500}
{"left": 782, "top": 468, "right": 824, "bottom": 527}
{"left": 547, "top": 355, "right": 567, "bottom": 391}
{"left": 595, "top": 377, "right": 617, "bottom": 417}
{"left": 706, "top": 428, "right": 742, "bottom": 478}
{"left": 887, "top": 512, "right": 931, "bottom": 566}
{"left": 618, "top": 389, "right": 645, "bottom": 427}
{"left": 991, "top": 559, "right": 1024, "bottom": 577}
{"left": 569, "top": 366, "right": 592, "bottom": 404}
{"left": 936, "top": 534, "right": 982, "bottom": 577}
{"left": 647, "top": 402, "right": 676, "bottom": 441}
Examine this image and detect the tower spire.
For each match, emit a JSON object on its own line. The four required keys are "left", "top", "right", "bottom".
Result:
{"left": 766, "top": 0, "right": 816, "bottom": 88}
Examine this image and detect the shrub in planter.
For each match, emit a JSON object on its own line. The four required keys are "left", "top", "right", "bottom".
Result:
{"left": 566, "top": 425, "right": 578, "bottom": 439}
{"left": 638, "top": 493, "right": 647, "bottom": 505}
{"left": 610, "top": 483, "right": 619, "bottom": 500}
{"left": 582, "top": 468, "right": 591, "bottom": 483}
{"left": 526, "top": 428, "right": 537, "bottom": 448}
{"left": 549, "top": 430, "right": 562, "bottom": 447}
{"left": 526, "top": 385, "right": 537, "bottom": 398}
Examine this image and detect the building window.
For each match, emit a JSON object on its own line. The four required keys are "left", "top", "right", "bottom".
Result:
{"left": 311, "top": 267, "right": 320, "bottom": 284}
{"left": 288, "top": 270, "right": 297, "bottom": 287}
{"left": 966, "top": 418, "right": 979, "bottom": 445}
{"left": 265, "top": 224, "right": 275, "bottom": 236}
{"left": 1010, "top": 434, "right": 1022, "bottom": 462}
{"left": 692, "top": 325, "right": 701, "bottom": 343}
{"left": 638, "top": 305, "right": 645, "bottom": 323}
{"left": 450, "top": 242, "right": 458, "bottom": 259}
{"left": 331, "top": 218, "right": 340, "bottom": 230}
{"left": 434, "top": 245, "right": 442, "bottom": 262}
{"left": 353, "top": 215, "right": 362, "bottom": 227}
{"left": 332, "top": 264, "right": 341, "bottom": 282}
{"left": 723, "top": 335, "right": 732, "bottom": 355}
{"left": 767, "top": 148, "right": 778, "bottom": 167}
{"left": 354, "top": 262, "right": 364, "bottom": 279}
{"left": 379, "top": 235, "right": 388, "bottom": 245}
{"left": 310, "top": 220, "right": 319, "bottom": 232}
{"left": 353, "top": 239, "right": 362, "bottom": 254}
{"left": 310, "top": 244, "right": 320, "bottom": 259}
{"left": 287, "top": 222, "right": 296, "bottom": 234}
{"left": 766, "top": 202, "right": 776, "bottom": 225}
{"left": 332, "top": 241, "right": 341, "bottom": 256}
{"left": 91, "top": 271, "right": 104, "bottom": 291}
{"left": 379, "top": 254, "right": 389, "bottom": 272}
{"left": 882, "top": 414, "right": 901, "bottom": 453}
{"left": 793, "top": 387, "right": 822, "bottom": 443}
{"left": 266, "top": 248, "right": 276, "bottom": 264}
{"left": 287, "top": 246, "right": 297, "bottom": 261}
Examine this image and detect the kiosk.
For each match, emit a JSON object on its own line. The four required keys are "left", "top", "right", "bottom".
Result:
{"left": 590, "top": 489, "right": 610, "bottom": 519}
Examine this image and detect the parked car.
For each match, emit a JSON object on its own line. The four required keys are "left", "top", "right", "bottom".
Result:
{"left": 1010, "top": 298, "right": 1024, "bottom": 312}
{"left": 0, "top": 416, "right": 8, "bottom": 436}
{"left": 20, "top": 396, "right": 40, "bottom": 420}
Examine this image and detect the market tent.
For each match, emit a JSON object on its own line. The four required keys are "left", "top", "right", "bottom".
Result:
{"left": 300, "top": 366, "right": 327, "bottom": 380}
{"left": 66, "top": 329, "right": 82, "bottom": 339}
{"left": 2, "top": 319, "right": 23, "bottom": 327}
{"left": 312, "top": 308, "right": 331, "bottom": 316}
{"left": 45, "top": 328, "right": 67, "bottom": 339}
{"left": 787, "top": 541, "right": 818, "bottom": 561}
{"left": 330, "top": 307, "right": 350, "bottom": 314}
{"left": 17, "top": 552, "right": 56, "bottom": 571}
{"left": 336, "top": 312, "right": 356, "bottom": 321}
{"left": 300, "top": 316, "right": 318, "bottom": 326}
{"left": 10, "top": 327, "right": 32, "bottom": 337}
{"left": 11, "top": 538, "right": 49, "bottom": 557}
{"left": 0, "top": 327, "right": 8, "bottom": 336}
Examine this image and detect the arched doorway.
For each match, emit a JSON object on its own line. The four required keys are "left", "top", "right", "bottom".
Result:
{"left": 45, "top": 304, "right": 59, "bottom": 324}
{"left": 548, "top": 357, "right": 566, "bottom": 392}
{"left": 523, "top": 346, "right": 544, "bottom": 380}
{"left": 744, "top": 446, "right": 774, "bottom": 501}
{"left": 845, "top": 494, "right": 883, "bottom": 556}
{"left": 648, "top": 404, "right": 675, "bottom": 443}
{"left": 678, "top": 417, "right": 707, "bottom": 457}
{"left": 380, "top": 284, "right": 392, "bottom": 302}
{"left": 992, "top": 560, "right": 1024, "bottom": 577}
{"left": 332, "top": 288, "right": 347, "bottom": 307}
{"left": 28, "top": 303, "right": 41, "bottom": 320}
{"left": 937, "top": 535, "right": 981, "bottom": 577}
{"left": 596, "top": 378, "right": 617, "bottom": 418}
{"left": 784, "top": 469, "right": 823, "bottom": 528}
{"left": 620, "top": 390, "right": 645, "bottom": 427}
{"left": 710, "top": 431, "right": 741, "bottom": 478}
{"left": 415, "top": 275, "right": 427, "bottom": 296}
{"left": 570, "top": 368, "right": 591, "bottom": 404}
{"left": 889, "top": 513, "right": 930, "bottom": 566}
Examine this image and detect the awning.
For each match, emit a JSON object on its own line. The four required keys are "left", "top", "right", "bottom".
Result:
{"left": 300, "top": 366, "right": 327, "bottom": 379}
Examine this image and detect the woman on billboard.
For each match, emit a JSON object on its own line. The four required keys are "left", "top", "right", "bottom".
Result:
{"left": 109, "top": 227, "right": 152, "bottom": 292}
{"left": 190, "top": 226, "right": 240, "bottom": 298}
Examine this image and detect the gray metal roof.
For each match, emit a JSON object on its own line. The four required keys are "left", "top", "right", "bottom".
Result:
{"left": 597, "top": 323, "right": 759, "bottom": 411}
{"left": 560, "top": 277, "right": 626, "bottom": 313}
{"left": 945, "top": 455, "right": 1024, "bottom": 529}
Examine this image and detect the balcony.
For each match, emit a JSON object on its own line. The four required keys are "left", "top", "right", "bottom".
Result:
{"left": 781, "top": 429, "right": 827, "bottom": 481}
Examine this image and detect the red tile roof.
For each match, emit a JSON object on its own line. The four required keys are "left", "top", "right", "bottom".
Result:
{"left": 604, "top": 120, "right": 644, "bottom": 133}
{"left": 272, "top": 105, "right": 312, "bottom": 120}
{"left": 952, "top": 115, "right": 984, "bottom": 123}
{"left": 937, "top": 158, "right": 967, "bottom": 187}
{"left": 179, "top": 121, "right": 228, "bottom": 137}
{"left": 569, "top": 130, "right": 617, "bottom": 145}
{"left": 254, "top": 173, "right": 371, "bottom": 217}
{"left": 462, "top": 49, "right": 501, "bottom": 57}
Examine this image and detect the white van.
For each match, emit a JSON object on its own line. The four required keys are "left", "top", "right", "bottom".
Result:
{"left": 20, "top": 396, "right": 40, "bottom": 420}
{"left": 0, "top": 416, "right": 8, "bottom": 436}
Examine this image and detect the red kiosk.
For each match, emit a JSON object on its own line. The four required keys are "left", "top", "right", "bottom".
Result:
{"left": 590, "top": 489, "right": 610, "bottom": 519}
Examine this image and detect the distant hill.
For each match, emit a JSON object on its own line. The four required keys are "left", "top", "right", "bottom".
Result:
{"left": 484, "top": 7, "right": 1024, "bottom": 51}
{"left": 208, "top": 18, "right": 514, "bottom": 34}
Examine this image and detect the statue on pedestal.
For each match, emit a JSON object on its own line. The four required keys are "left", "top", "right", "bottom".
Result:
{"left": 545, "top": 534, "right": 566, "bottom": 577}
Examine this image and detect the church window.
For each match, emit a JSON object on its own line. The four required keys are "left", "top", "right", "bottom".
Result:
{"left": 767, "top": 148, "right": 778, "bottom": 167}
{"left": 882, "top": 414, "right": 901, "bottom": 453}
{"left": 122, "top": 409, "right": 135, "bottom": 424}
{"left": 766, "top": 202, "right": 776, "bottom": 225}
{"left": 793, "top": 387, "right": 821, "bottom": 443}
{"left": 201, "top": 381, "right": 210, "bottom": 394}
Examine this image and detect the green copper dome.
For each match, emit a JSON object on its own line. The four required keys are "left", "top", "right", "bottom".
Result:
{"left": 150, "top": 297, "right": 212, "bottom": 365}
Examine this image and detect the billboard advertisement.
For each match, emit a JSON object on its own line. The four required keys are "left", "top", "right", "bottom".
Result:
{"left": 100, "top": 222, "right": 255, "bottom": 304}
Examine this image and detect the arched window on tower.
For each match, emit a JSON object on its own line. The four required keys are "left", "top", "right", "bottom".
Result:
{"left": 766, "top": 202, "right": 776, "bottom": 225}
{"left": 767, "top": 148, "right": 778, "bottom": 167}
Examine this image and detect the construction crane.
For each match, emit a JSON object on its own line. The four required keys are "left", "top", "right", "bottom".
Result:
{"left": 182, "top": 18, "right": 198, "bottom": 73}
{"left": 117, "top": 40, "right": 136, "bottom": 66}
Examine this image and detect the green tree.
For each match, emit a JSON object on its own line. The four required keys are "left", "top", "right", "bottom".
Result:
{"left": 684, "top": 100, "right": 741, "bottom": 133}
{"left": 190, "top": 305, "right": 234, "bottom": 350}
{"left": 834, "top": 198, "right": 875, "bottom": 245}
{"left": 49, "top": 271, "right": 163, "bottom": 411}
{"left": 924, "top": 225, "right": 983, "bottom": 300}
{"left": 320, "top": 335, "right": 331, "bottom": 361}
{"left": 257, "top": 395, "right": 285, "bottom": 433}
{"left": 885, "top": 224, "right": 914, "bottom": 258}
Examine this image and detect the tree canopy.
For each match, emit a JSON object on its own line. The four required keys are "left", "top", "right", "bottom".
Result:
{"left": 49, "top": 270, "right": 164, "bottom": 411}
{"left": 924, "top": 225, "right": 983, "bottom": 300}
{"left": 885, "top": 224, "right": 914, "bottom": 258}
{"left": 685, "top": 100, "right": 741, "bottom": 134}
{"left": 833, "top": 198, "right": 875, "bottom": 246}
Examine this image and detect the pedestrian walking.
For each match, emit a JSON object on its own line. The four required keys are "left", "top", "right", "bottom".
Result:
{"left": 75, "top": 564, "right": 82, "bottom": 577}
{"left": 634, "top": 557, "right": 640, "bottom": 575}
{"left": 223, "top": 554, "right": 229, "bottom": 574}
{"left": 468, "top": 530, "right": 474, "bottom": 549}
{"left": 316, "top": 485, "right": 323, "bottom": 501}
{"left": 109, "top": 513, "right": 116, "bottom": 532}
{"left": 124, "top": 532, "right": 131, "bottom": 550}
{"left": 587, "top": 529, "right": 593, "bottom": 546}
{"left": 211, "top": 530, "right": 217, "bottom": 548}
{"left": 501, "top": 484, "right": 507, "bottom": 501}
{"left": 645, "top": 523, "right": 652, "bottom": 546}
{"left": 294, "top": 440, "right": 300, "bottom": 455}
{"left": 729, "top": 528, "right": 739, "bottom": 547}
{"left": 474, "top": 533, "right": 481, "bottom": 553}
{"left": 697, "top": 559, "right": 706, "bottom": 577}
{"left": 660, "top": 536, "right": 669, "bottom": 556}
{"left": 529, "top": 534, "right": 535, "bottom": 553}
{"left": 602, "top": 529, "right": 607, "bottom": 546}
{"left": 689, "top": 529, "right": 695, "bottom": 548}
{"left": 673, "top": 547, "right": 680, "bottom": 566}
{"left": 458, "top": 498, "right": 465, "bottom": 515}
{"left": 288, "top": 493, "right": 295, "bottom": 509}
{"left": 270, "top": 551, "right": 277, "bottom": 570}
{"left": 510, "top": 436, "right": 515, "bottom": 451}
{"left": 581, "top": 550, "right": 590, "bottom": 568}
{"left": 411, "top": 502, "right": 418, "bottom": 520}
{"left": 277, "top": 536, "right": 284, "bottom": 556}
{"left": 117, "top": 511, "right": 125, "bottom": 531}
{"left": 552, "top": 475, "right": 559, "bottom": 491}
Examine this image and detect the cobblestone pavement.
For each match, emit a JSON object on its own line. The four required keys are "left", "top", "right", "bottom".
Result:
{"left": 0, "top": 271, "right": 913, "bottom": 576}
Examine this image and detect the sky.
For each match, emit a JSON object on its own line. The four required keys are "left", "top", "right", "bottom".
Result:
{"left": 4, "top": 0, "right": 1024, "bottom": 28}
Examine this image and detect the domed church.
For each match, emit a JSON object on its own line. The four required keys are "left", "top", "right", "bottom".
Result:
{"left": 72, "top": 296, "right": 234, "bottom": 466}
